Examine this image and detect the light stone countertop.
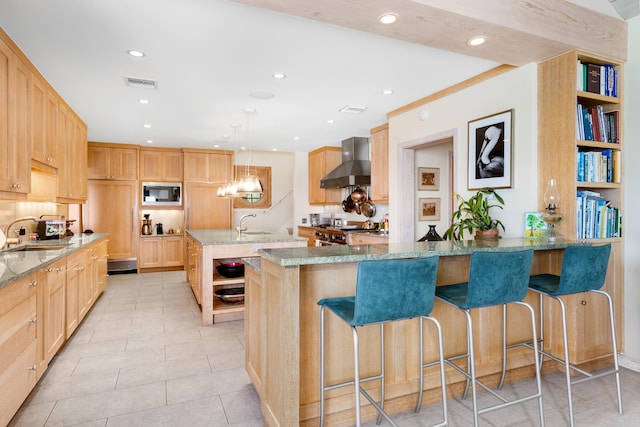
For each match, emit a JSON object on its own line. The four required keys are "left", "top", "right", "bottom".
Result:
{"left": 0, "top": 233, "right": 109, "bottom": 289}
{"left": 186, "top": 229, "right": 306, "bottom": 246}
{"left": 257, "top": 237, "right": 585, "bottom": 267}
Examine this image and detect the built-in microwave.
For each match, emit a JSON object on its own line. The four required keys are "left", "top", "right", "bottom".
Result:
{"left": 142, "top": 182, "right": 182, "bottom": 206}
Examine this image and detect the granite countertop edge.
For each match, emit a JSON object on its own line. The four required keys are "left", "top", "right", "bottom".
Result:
{"left": 257, "top": 238, "right": 588, "bottom": 267}
{"left": 186, "top": 229, "right": 306, "bottom": 245}
{"left": 0, "top": 233, "right": 109, "bottom": 290}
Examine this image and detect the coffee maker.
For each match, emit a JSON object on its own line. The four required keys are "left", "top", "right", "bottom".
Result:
{"left": 141, "top": 214, "right": 152, "bottom": 235}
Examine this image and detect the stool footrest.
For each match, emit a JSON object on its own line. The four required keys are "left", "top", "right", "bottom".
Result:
{"left": 323, "top": 374, "right": 383, "bottom": 393}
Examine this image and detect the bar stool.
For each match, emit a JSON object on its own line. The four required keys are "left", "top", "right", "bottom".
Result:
{"left": 435, "top": 249, "right": 544, "bottom": 427}
{"left": 503, "top": 243, "right": 622, "bottom": 427}
{"left": 318, "top": 256, "right": 448, "bottom": 427}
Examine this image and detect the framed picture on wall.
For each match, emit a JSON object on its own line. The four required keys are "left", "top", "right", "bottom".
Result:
{"left": 418, "top": 167, "right": 440, "bottom": 191}
{"left": 468, "top": 109, "right": 513, "bottom": 189}
{"left": 419, "top": 198, "right": 440, "bottom": 221}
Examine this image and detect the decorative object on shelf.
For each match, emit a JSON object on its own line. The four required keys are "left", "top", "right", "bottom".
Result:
{"left": 542, "top": 178, "right": 563, "bottom": 242}
{"left": 524, "top": 212, "right": 548, "bottom": 240}
{"left": 443, "top": 188, "right": 505, "bottom": 241}
{"left": 468, "top": 109, "right": 513, "bottom": 190}
{"left": 417, "top": 167, "right": 440, "bottom": 191}
{"left": 419, "top": 198, "right": 441, "bottom": 221}
{"left": 418, "top": 225, "right": 443, "bottom": 242}
{"left": 216, "top": 261, "right": 245, "bottom": 278}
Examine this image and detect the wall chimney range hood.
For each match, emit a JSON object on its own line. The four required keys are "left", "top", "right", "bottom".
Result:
{"left": 320, "top": 137, "right": 370, "bottom": 188}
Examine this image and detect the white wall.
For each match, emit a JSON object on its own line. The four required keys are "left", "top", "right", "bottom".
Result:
{"left": 388, "top": 64, "right": 538, "bottom": 242}
{"left": 415, "top": 141, "right": 452, "bottom": 240}
{"left": 623, "top": 15, "right": 640, "bottom": 364}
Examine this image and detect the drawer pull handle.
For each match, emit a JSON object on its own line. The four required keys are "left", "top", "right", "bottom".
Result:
{"left": 29, "top": 317, "right": 37, "bottom": 323}
{"left": 29, "top": 365, "right": 37, "bottom": 371}
{"left": 29, "top": 281, "right": 38, "bottom": 287}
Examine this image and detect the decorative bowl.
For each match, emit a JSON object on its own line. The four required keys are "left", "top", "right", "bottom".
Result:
{"left": 214, "top": 287, "right": 245, "bottom": 304}
{"left": 216, "top": 262, "right": 245, "bottom": 278}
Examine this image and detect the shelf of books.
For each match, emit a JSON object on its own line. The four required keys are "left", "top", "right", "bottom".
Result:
{"left": 538, "top": 50, "right": 623, "bottom": 242}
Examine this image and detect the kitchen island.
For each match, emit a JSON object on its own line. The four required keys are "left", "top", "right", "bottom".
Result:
{"left": 185, "top": 229, "right": 306, "bottom": 325}
{"left": 249, "top": 238, "right": 621, "bottom": 426}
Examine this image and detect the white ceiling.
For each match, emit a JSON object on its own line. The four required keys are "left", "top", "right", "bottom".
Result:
{"left": 0, "top": 0, "right": 627, "bottom": 153}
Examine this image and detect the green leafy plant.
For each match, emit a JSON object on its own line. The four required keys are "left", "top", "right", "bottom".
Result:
{"left": 443, "top": 188, "right": 505, "bottom": 240}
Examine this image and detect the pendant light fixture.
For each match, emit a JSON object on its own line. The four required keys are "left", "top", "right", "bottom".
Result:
{"left": 217, "top": 123, "right": 241, "bottom": 197}
{"left": 236, "top": 108, "right": 263, "bottom": 196}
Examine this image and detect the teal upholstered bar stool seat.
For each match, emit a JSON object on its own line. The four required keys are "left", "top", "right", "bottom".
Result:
{"left": 435, "top": 249, "right": 544, "bottom": 427}
{"left": 513, "top": 243, "right": 622, "bottom": 427}
{"left": 318, "top": 256, "right": 448, "bottom": 427}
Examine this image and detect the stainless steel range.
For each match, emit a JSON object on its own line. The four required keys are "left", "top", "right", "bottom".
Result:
{"left": 314, "top": 226, "right": 370, "bottom": 246}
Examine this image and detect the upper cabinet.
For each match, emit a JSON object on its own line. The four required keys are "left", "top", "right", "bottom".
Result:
{"left": 308, "top": 146, "right": 342, "bottom": 205}
{"left": 183, "top": 148, "right": 233, "bottom": 183}
{"left": 29, "top": 73, "right": 60, "bottom": 169}
{"left": 140, "top": 148, "right": 183, "bottom": 182}
{"left": 370, "top": 123, "right": 389, "bottom": 203}
{"left": 57, "top": 103, "right": 88, "bottom": 202}
{"left": 0, "top": 36, "right": 30, "bottom": 198}
{"left": 88, "top": 143, "right": 138, "bottom": 180}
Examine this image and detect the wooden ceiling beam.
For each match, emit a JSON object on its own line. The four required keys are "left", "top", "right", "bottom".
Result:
{"left": 232, "top": 0, "right": 627, "bottom": 65}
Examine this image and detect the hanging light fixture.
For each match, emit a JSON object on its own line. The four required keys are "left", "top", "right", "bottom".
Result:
{"left": 236, "top": 109, "right": 263, "bottom": 197}
{"left": 217, "top": 123, "right": 242, "bottom": 197}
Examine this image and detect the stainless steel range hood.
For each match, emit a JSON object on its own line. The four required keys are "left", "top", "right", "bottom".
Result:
{"left": 320, "top": 137, "right": 370, "bottom": 188}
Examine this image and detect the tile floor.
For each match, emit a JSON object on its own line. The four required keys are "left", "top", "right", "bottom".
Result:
{"left": 9, "top": 271, "right": 640, "bottom": 427}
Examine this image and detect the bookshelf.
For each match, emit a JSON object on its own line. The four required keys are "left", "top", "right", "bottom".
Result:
{"left": 538, "top": 50, "right": 624, "bottom": 363}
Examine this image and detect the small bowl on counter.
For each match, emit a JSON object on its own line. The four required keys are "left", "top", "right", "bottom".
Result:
{"left": 216, "top": 261, "right": 245, "bottom": 278}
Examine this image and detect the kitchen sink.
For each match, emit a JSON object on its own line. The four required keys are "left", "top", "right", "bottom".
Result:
{"left": 9, "top": 244, "right": 69, "bottom": 252}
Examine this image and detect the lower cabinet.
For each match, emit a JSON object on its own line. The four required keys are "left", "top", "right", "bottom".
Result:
{"left": 297, "top": 226, "right": 317, "bottom": 247}
{"left": 40, "top": 259, "right": 66, "bottom": 364}
{"left": 0, "top": 273, "right": 38, "bottom": 427}
{"left": 244, "top": 262, "right": 262, "bottom": 397}
{"left": 139, "top": 235, "right": 184, "bottom": 270}
{"left": 186, "top": 236, "right": 202, "bottom": 304}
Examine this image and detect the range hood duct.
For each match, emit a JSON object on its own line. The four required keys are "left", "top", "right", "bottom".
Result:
{"left": 320, "top": 137, "right": 370, "bottom": 188}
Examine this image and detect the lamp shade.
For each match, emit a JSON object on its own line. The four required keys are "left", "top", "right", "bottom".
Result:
{"left": 237, "top": 175, "right": 263, "bottom": 194}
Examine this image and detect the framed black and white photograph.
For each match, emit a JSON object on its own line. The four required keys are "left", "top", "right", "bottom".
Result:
{"left": 468, "top": 109, "right": 513, "bottom": 189}
{"left": 419, "top": 198, "right": 440, "bottom": 221}
{"left": 418, "top": 167, "right": 440, "bottom": 191}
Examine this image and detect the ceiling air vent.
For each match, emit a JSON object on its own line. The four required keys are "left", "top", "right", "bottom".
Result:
{"left": 124, "top": 76, "right": 159, "bottom": 89}
{"left": 339, "top": 105, "right": 367, "bottom": 114}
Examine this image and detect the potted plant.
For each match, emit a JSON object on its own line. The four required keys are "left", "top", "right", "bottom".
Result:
{"left": 443, "top": 188, "right": 505, "bottom": 240}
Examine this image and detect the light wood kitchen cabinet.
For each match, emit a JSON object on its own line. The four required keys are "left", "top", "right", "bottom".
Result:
{"left": 40, "top": 258, "right": 66, "bottom": 364}
{"left": 0, "top": 272, "right": 38, "bottom": 427}
{"left": 139, "top": 235, "right": 184, "bottom": 270}
{"left": 186, "top": 236, "right": 202, "bottom": 304}
{"left": 140, "top": 147, "right": 183, "bottom": 182}
{"left": 244, "top": 262, "right": 263, "bottom": 397}
{"left": 183, "top": 148, "right": 233, "bottom": 183}
{"left": 308, "top": 146, "right": 342, "bottom": 205}
{"left": 57, "top": 103, "right": 88, "bottom": 202}
{"left": 370, "top": 123, "right": 389, "bottom": 203}
{"left": 297, "top": 226, "right": 317, "bottom": 247}
{"left": 88, "top": 142, "right": 139, "bottom": 180}
{"left": 66, "top": 243, "right": 100, "bottom": 337}
{"left": 84, "top": 180, "right": 137, "bottom": 261}
{"left": 538, "top": 50, "right": 624, "bottom": 363}
{"left": 0, "top": 36, "right": 30, "bottom": 198}
{"left": 185, "top": 182, "right": 231, "bottom": 229}
{"left": 29, "top": 72, "right": 60, "bottom": 169}
{"left": 347, "top": 232, "right": 389, "bottom": 245}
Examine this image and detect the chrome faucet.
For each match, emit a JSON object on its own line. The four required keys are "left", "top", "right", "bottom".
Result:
{"left": 236, "top": 213, "right": 256, "bottom": 235}
{"left": 2, "top": 216, "right": 38, "bottom": 249}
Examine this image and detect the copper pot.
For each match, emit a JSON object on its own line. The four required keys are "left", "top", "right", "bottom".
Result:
{"left": 342, "top": 195, "right": 355, "bottom": 213}
{"left": 350, "top": 186, "right": 366, "bottom": 203}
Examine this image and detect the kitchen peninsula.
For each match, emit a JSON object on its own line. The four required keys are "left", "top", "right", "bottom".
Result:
{"left": 249, "top": 238, "right": 620, "bottom": 426}
{"left": 185, "top": 229, "right": 306, "bottom": 325}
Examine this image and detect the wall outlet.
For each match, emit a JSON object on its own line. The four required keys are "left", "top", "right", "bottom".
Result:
{"left": 301, "top": 218, "right": 307, "bottom": 224}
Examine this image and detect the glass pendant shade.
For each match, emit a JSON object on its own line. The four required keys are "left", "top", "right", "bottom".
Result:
{"left": 237, "top": 175, "right": 263, "bottom": 194}
{"left": 543, "top": 178, "right": 560, "bottom": 210}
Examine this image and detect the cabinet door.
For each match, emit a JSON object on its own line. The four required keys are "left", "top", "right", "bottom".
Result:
{"left": 0, "top": 40, "right": 30, "bottom": 195}
{"left": 139, "top": 237, "right": 162, "bottom": 268}
{"left": 65, "top": 260, "right": 80, "bottom": 337}
{"left": 184, "top": 152, "right": 209, "bottom": 182}
{"left": 140, "top": 149, "right": 184, "bottom": 182}
{"left": 41, "top": 261, "right": 66, "bottom": 364}
{"left": 110, "top": 148, "right": 138, "bottom": 180}
{"left": 163, "top": 236, "right": 184, "bottom": 266}
{"left": 185, "top": 182, "right": 231, "bottom": 229}
{"left": 308, "top": 147, "right": 342, "bottom": 205}
{"left": 84, "top": 180, "right": 137, "bottom": 260}
{"left": 207, "top": 153, "right": 232, "bottom": 183}
{"left": 297, "top": 227, "right": 317, "bottom": 247}
{"left": 87, "top": 145, "right": 111, "bottom": 179}
{"left": 370, "top": 124, "right": 389, "bottom": 203}
{"left": 184, "top": 151, "right": 232, "bottom": 182}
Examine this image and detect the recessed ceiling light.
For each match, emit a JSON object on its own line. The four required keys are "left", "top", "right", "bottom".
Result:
{"left": 138, "top": 99, "right": 149, "bottom": 104}
{"left": 467, "top": 36, "right": 487, "bottom": 47}
{"left": 146, "top": 140, "right": 153, "bottom": 144}
{"left": 272, "top": 148, "right": 278, "bottom": 151}
{"left": 213, "top": 144, "right": 220, "bottom": 148}
{"left": 294, "top": 136, "right": 300, "bottom": 141}
{"left": 378, "top": 13, "right": 398, "bottom": 25}
{"left": 243, "top": 107, "right": 256, "bottom": 114}
{"left": 327, "top": 119, "right": 335, "bottom": 124}
{"left": 128, "top": 50, "right": 145, "bottom": 57}
{"left": 272, "top": 73, "right": 286, "bottom": 79}
{"left": 249, "top": 91, "right": 274, "bottom": 99}
{"left": 382, "top": 89, "right": 394, "bottom": 95}
{"left": 143, "top": 124, "right": 151, "bottom": 128}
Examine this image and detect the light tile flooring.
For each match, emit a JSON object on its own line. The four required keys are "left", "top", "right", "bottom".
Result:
{"left": 9, "top": 271, "right": 640, "bottom": 427}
